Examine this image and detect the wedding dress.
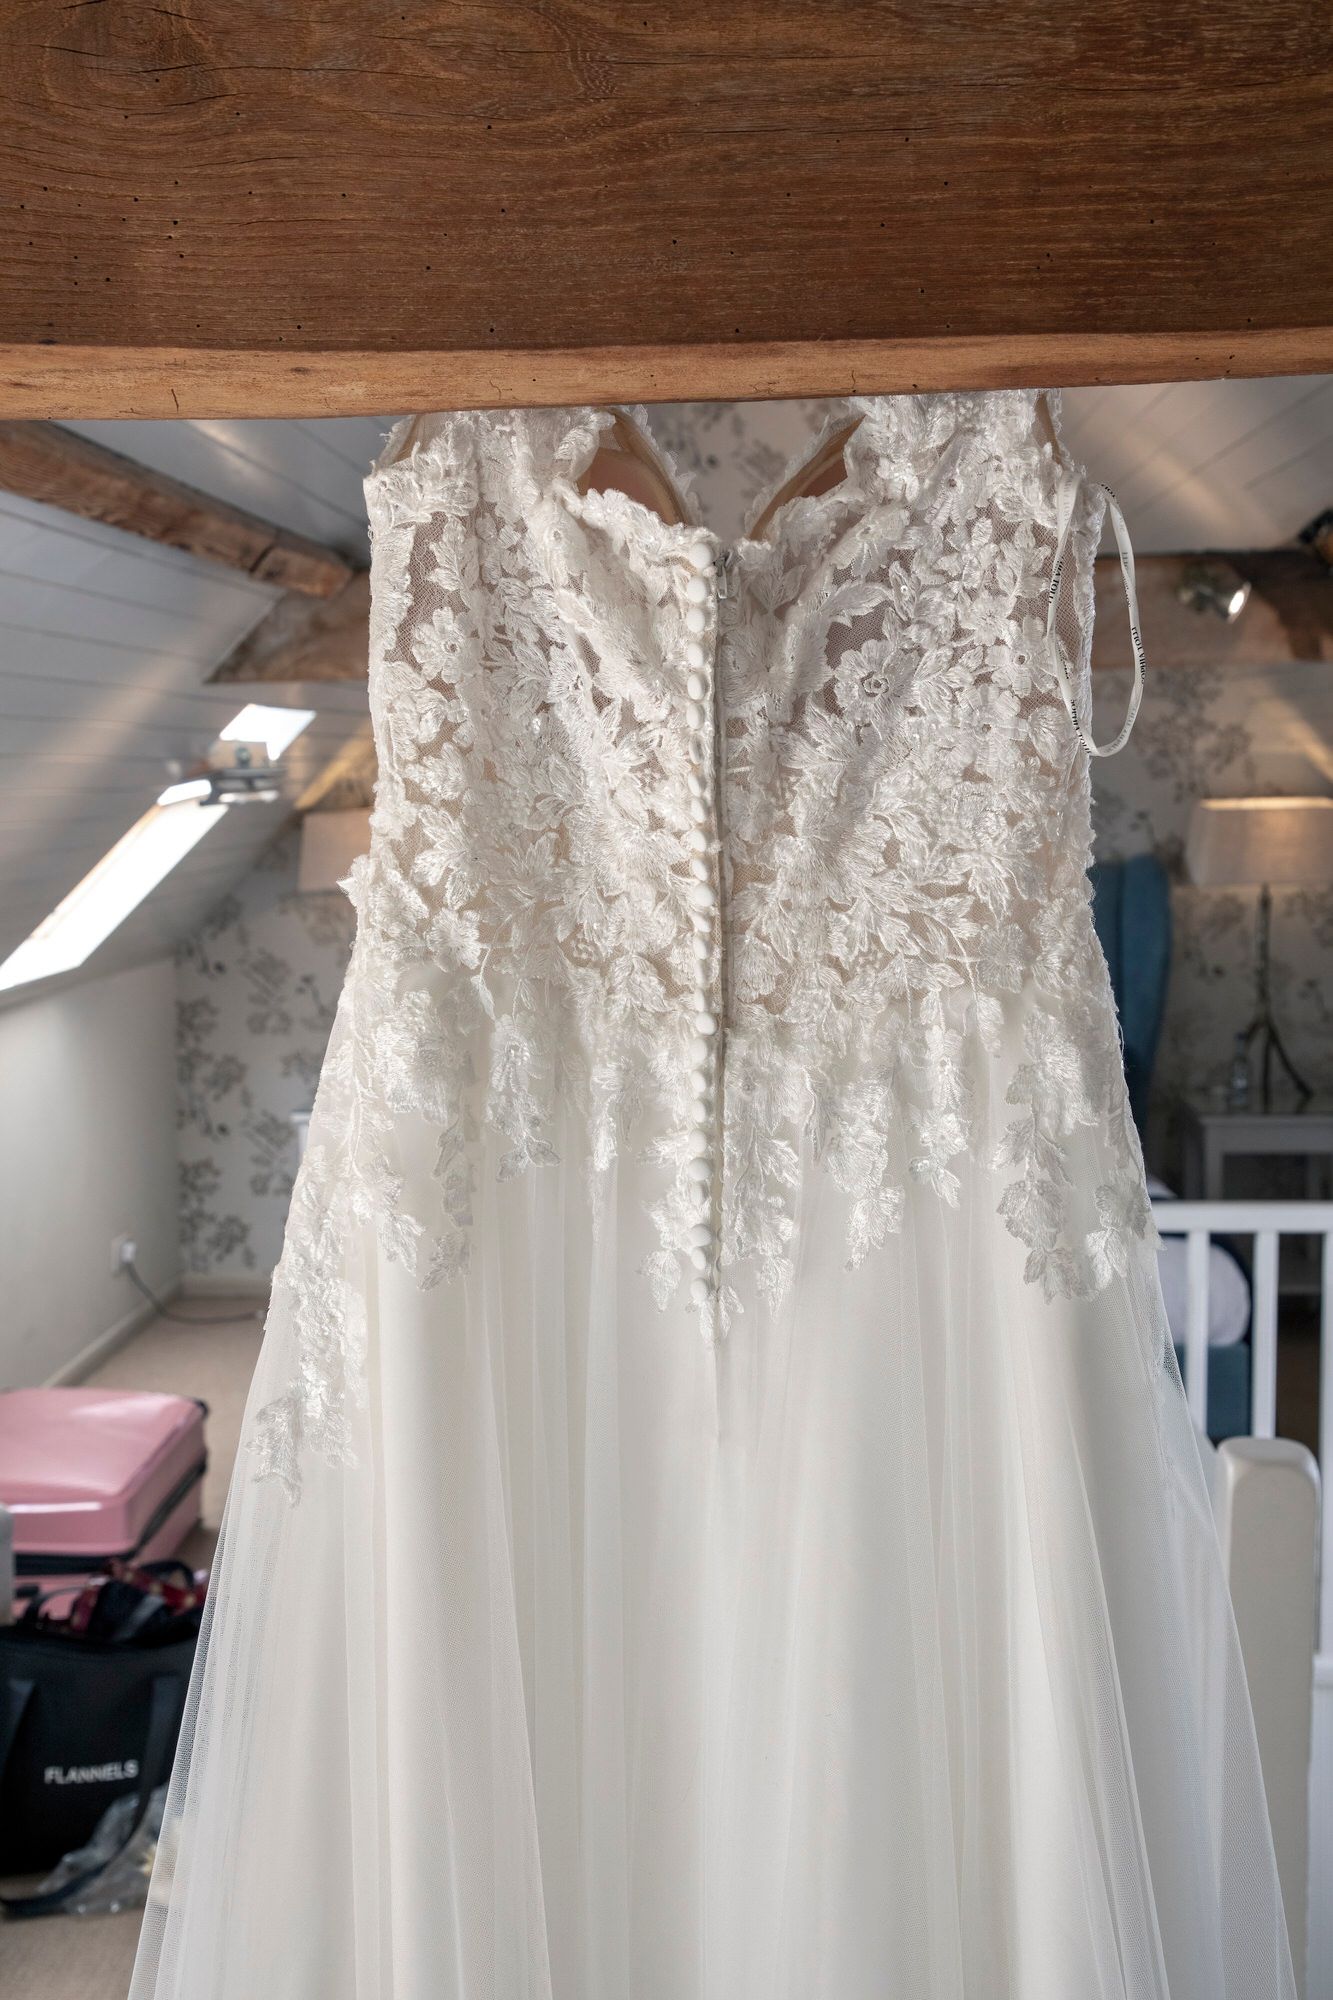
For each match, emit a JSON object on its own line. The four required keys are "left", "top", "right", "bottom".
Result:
{"left": 130, "top": 389, "right": 1296, "bottom": 1999}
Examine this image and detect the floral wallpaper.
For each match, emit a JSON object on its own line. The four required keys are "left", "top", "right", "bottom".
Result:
{"left": 173, "top": 399, "right": 1332, "bottom": 1277}
{"left": 1089, "top": 660, "right": 1333, "bottom": 1137}
{"left": 176, "top": 825, "right": 356, "bottom": 1278}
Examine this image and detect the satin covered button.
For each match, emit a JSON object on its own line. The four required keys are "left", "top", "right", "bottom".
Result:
{"left": 685, "top": 641, "right": 706, "bottom": 669}
{"left": 693, "top": 1009, "right": 718, "bottom": 1035}
{"left": 686, "top": 606, "right": 706, "bottom": 635}
{"left": 685, "top": 575, "right": 709, "bottom": 605}
{"left": 686, "top": 542, "right": 713, "bottom": 572}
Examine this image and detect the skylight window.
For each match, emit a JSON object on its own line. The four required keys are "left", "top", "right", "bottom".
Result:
{"left": 0, "top": 795, "right": 227, "bottom": 993}
{"left": 219, "top": 703, "right": 314, "bottom": 761}
{"left": 0, "top": 704, "right": 315, "bottom": 996}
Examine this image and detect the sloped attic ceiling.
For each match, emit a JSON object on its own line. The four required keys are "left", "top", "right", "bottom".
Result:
{"left": 0, "top": 378, "right": 1329, "bottom": 1010}
{"left": 0, "top": 415, "right": 387, "bottom": 1006}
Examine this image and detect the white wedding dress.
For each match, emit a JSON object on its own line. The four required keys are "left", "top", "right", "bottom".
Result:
{"left": 130, "top": 390, "right": 1296, "bottom": 1999}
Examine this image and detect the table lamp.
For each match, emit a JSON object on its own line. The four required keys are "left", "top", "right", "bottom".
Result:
{"left": 1185, "top": 796, "right": 1333, "bottom": 1108}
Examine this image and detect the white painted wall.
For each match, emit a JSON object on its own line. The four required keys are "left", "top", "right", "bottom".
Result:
{"left": 0, "top": 957, "right": 179, "bottom": 1385}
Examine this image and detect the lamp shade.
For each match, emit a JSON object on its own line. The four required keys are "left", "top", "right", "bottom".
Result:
{"left": 297, "top": 808, "right": 371, "bottom": 893}
{"left": 1185, "top": 797, "right": 1333, "bottom": 889}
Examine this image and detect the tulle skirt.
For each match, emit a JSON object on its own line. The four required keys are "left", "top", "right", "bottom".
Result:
{"left": 129, "top": 1103, "right": 1296, "bottom": 1998}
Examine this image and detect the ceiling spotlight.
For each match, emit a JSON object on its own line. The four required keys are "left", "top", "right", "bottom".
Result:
{"left": 1177, "top": 562, "right": 1251, "bottom": 622}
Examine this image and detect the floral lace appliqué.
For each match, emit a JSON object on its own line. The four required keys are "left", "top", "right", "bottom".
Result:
{"left": 254, "top": 390, "right": 1154, "bottom": 1497}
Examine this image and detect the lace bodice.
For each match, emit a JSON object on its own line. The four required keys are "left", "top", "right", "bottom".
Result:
{"left": 254, "top": 389, "right": 1154, "bottom": 1494}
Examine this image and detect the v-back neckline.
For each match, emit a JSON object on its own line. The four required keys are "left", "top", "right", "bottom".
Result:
{"left": 588, "top": 400, "right": 869, "bottom": 553}
{"left": 366, "top": 390, "right": 1065, "bottom": 572}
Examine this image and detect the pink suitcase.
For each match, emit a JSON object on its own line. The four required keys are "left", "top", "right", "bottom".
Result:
{"left": 0, "top": 1387, "right": 207, "bottom": 1615}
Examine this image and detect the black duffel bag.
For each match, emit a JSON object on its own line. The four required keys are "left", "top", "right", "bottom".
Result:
{"left": 0, "top": 1560, "right": 203, "bottom": 1916}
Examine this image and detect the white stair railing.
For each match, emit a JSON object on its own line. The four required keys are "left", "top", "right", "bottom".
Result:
{"left": 1152, "top": 1198, "right": 1333, "bottom": 1652}
{"left": 1151, "top": 1197, "right": 1332, "bottom": 2000}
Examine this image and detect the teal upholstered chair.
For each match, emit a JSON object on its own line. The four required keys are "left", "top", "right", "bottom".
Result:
{"left": 1089, "top": 852, "right": 1172, "bottom": 1133}
{"left": 1090, "top": 854, "right": 1251, "bottom": 1439}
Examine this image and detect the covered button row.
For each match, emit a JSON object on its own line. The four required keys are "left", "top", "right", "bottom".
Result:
{"left": 684, "top": 537, "right": 714, "bottom": 633}
{"left": 684, "top": 540, "right": 718, "bottom": 1300}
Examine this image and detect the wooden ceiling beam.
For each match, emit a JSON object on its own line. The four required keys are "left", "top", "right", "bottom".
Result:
{"left": 209, "top": 572, "right": 370, "bottom": 683}
{"left": 0, "top": 3, "right": 1327, "bottom": 418}
{"left": 1, "top": 333, "right": 1330, "bottom": 424}
{"left": 0, "top": 422, "right": 355, "bottom": 596}
{"left": 208, "top": 549, "right": 1332, "bottom": 689}
{"left": 1225, "top": 550, "right": 1333, "bottom": 664}
{"left": 1098, "top": 549, "right": 1332, "bottom": 673}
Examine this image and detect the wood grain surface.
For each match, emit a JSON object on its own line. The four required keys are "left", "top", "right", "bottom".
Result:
{"left": 0, "top": 2, "right": 1328, "bottom": 415}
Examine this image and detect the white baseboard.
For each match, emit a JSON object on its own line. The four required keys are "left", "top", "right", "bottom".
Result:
{"left": 45, "top": 1271, "right": 183, "bottom": 1387}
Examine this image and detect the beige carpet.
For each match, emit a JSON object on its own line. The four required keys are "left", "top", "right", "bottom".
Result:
{"left": 0, "top": 1299, "right": 264, "bottom": 1999}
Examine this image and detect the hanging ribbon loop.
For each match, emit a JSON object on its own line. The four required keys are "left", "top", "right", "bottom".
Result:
{"left": 1045, "top": 465, "right": 1146, "bottom": 758}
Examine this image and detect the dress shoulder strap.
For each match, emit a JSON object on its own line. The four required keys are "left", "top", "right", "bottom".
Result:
{"left": 368, "top": 412, "right": 453, "bottom": 480}
{"left": 1044, "top": 462, "right": 1146, "bottom": 758}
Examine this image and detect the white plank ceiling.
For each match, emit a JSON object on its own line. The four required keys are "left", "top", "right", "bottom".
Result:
{"left": 0, "top": 414, "right": 388, "bottom": 1006}
{"left": 0, "top": 382, "right": 1327, "bottom": 1009}
{"left": 1055, "top": 376, "right": 1333, "bottom": 553}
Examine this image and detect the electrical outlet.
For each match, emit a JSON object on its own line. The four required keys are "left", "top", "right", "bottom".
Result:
{"left": 112, "top": 1234, "right": 138, "bottom": 1276}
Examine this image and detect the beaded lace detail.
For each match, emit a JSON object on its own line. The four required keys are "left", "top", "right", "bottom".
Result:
{"left": 251, "top": 389, "right": 1154, "bottom": 1498}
